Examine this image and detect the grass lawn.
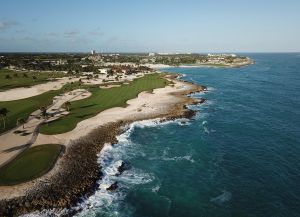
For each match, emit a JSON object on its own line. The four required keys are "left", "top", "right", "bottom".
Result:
{"left": 0, "top": 69, "right": 65, "bottom": 90}
{"left": 0, "top": 144, "right": 62, "bottom": 185}
{"left": 0, "top": 82, "right": 82, "bottom": 134}
{"left": 40, "top": 73, "right": 169, "bottom": 135}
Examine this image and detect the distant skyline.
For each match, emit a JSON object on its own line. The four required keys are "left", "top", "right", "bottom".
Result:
{"left": 0, "top": 0, "right": 300, "bottom": 53}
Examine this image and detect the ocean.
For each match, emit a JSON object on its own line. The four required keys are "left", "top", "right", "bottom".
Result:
{"left": 75, "top": 53, "right": 300, "bottom": 217}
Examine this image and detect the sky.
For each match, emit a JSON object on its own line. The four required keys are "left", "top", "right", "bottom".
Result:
{"left": 0, "top": 0, "right": 299, "bottom": 53}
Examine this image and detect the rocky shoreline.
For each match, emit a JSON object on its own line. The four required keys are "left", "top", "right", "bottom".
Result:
{"left": 0, "top": 78, "right": 206, "bottom": 216}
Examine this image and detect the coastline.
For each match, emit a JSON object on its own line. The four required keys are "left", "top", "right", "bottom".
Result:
{"left": 144, "top": 59, "right": 254, "bottom": 69}
{"left": 0, "top": 74, "right": 206, "bottom": 216}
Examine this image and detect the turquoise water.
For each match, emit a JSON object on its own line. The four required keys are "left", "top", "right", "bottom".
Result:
{"left": 78, "top": 54, "right": 300, "bottom": 217}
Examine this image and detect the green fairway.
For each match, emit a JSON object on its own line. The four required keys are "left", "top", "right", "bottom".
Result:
{"left": 0, "top": 144, "right": 62, "bottom": 185}
{"left": 0, "top": 82, "right": 82, "bottom": 134}
{"left": 0, "top": 69, "right": 65, "bottom": 90}
{"left": 40, "top": 73, "right": 169, "bottom": 135}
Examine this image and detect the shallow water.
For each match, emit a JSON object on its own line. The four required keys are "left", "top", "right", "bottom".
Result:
{"left": 36, "top": 54, "right": 300, "bottom": 217}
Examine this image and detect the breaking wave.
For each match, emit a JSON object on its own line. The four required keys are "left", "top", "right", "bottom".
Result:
{"left": 210, "top": 190, "right": 232, "bottom": 204}
{"left": 75, "top": 118, "right": 188, "bottom": 216}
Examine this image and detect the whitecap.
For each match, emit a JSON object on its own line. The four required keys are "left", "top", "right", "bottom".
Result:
{"left": 129, "top": 118, "right": 183, "bottom": 129}
{"left": 210, "top": 190, "right": 232, "bottom": 204}
{"left": 177, "top": 119, "right": 191, "bottom": 126}
{"left": 149, "top": 147, "right": 195, "bottom": 163}
{"left": 161, "top": 155, "right": 195, "bottom": 163}
{"left": 207, "top": 87, "right": 215, "bottom": 91}
{"left": 117, "top": 169, "right": 155, "bottom": 185}
{"left": 202, "top": 120, "right": 210, "bottom": 134}
{"left": 152, "top": 185, "right": 161, "bottom": 193}
{"left": 203, "top": 127, "right": 210, "bottom": 134}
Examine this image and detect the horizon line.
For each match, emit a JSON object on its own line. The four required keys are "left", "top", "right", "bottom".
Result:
{"left": 0, "top": 51, "right": 300, "bottom": 54}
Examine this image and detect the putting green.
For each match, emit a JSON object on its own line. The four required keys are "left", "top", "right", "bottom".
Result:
{"left": 0, "top": 144, "right": 62, "bottom": 185}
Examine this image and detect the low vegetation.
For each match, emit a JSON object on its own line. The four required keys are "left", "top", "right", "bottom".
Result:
{"left": 0, "top": 144, "right": 62, "bottom": 185}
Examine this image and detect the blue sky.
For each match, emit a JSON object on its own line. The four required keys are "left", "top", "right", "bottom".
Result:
{"left": 0, "top": 0, "right": 299, "bottom": 52}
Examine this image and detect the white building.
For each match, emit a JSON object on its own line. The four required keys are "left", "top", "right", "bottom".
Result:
{"left": 99, "top": 68, "right": 109, "bottom": 74}
{"left": 91, "top": 50, "right": 96, "bottom": 55}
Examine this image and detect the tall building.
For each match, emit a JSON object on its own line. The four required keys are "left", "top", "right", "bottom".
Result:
{"left": 91, "top": 50, "right": 96, "bottom": 55}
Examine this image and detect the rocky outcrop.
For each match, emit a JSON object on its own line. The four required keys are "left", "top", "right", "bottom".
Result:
{"left": 106, "top": 181, "right": 118, "bottom": 191}
{"left": 116, "top": 161, "right": 127, "bottom": 176}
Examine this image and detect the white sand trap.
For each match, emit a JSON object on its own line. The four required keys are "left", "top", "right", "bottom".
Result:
{"left": 0, "top": 77, "right": 79, "bottom": 102}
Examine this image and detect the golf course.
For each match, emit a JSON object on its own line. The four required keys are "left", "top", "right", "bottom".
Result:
{"left": 0, "top": 73, "right": 170, "bottom": 185}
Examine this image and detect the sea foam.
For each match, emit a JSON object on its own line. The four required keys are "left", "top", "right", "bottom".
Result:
{"left": 74, "top": 118, "right": 183, "bottom": 216}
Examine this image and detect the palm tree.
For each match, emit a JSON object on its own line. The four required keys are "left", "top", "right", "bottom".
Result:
{"left": 39, "top": 106, "right": 48, "bottom": 119}
{"left": 5, "top": 74, "right": 12, "bottom": 79}
{"left": 16, "top": 118, "right": 26, "bottom": 129}
{"left": 0, "top": 108, "right": 9, "bottom": 129}
{"left": 63, "top": 101, "right": 71, "bottom": 111}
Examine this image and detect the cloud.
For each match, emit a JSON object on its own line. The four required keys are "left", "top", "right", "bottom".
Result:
{"left": 0, "top": 21, "right": 18, "bottom": 31}
{"left": 64, "top": 30, "right": 80, "bottom": 37}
